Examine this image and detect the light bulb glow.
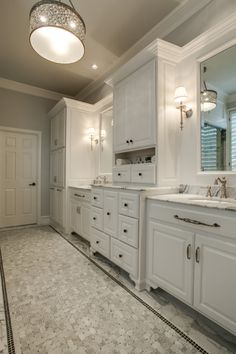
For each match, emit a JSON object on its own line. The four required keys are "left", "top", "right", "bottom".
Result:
{"left": 174, "top": 86, "right": 187, "bottom": 103}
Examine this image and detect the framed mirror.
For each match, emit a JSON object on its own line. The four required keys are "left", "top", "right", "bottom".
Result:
{"left": 200, "top": 44, "right": 236, "bottom": 172}
{"left": 99, "top": 108, "right": 113, "bottom": 175}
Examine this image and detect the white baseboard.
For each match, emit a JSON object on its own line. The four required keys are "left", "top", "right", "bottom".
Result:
{"left": 38, "top": 216, "right": 50, "bottom": 225}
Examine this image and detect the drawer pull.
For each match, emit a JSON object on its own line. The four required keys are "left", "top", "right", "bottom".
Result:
{"left": 195, "top": 247, "right": 200, "bottom": 263}
{"left": 138, "top": 173, "right": 142, "bottom": 176}
{"left": 93, "top": 217, "right": 96, "bottom": 220}
{"left": 123, "top": 229, "right": 127, "bottom": 233}
{"left": 126, "top": 140, "right": 129, "bottom": 144}
{"left": 93, "top": 196, "right": 97, "bottom": 200}
{"left": 124, "top": 203, "right": 128, "bottom": 207}
{"left": 174, "top": 215, "right": 220, "bottom": 228}
{"left": 187, "top": 244, "right": 191, "bottom": 260}
{"left": 96, "top": 240, "right": 100, "bottom": 244}
{"left": 118, "top": 173, "right": 121, "bottom": 176}
{"left": 118, "top": 254, "right": 123, "bottom": 258}
{"left": 130, "top": 139, "right": 133, "bottom": 143}
{"left": 74, "top": 193, "right": 85, "bottom": 198}
{"left": 107, "top": 212, "right": 111, "bottom": 216}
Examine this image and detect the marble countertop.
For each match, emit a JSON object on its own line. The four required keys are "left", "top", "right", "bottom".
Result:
{"left": 69, "top": 185, "right": 92, "bottom": 190}
{"left": 90, "top": 184, "right": 178, "bottom": 192}
{"left": 148, "top": 193, "right": 236, "bottom": 211}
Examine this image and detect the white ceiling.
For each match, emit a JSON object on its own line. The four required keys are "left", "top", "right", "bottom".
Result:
{"left": 0, "top": 0, "right": 186, "bottom": 97}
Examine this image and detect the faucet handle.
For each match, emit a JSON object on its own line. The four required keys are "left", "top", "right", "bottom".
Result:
{"left": 206, "top": 185, "right": 212, "bottom": 198}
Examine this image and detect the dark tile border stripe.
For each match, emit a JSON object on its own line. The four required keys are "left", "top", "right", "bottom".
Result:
{"left": 51, "top": 227, "right": 209, "bottom": 354}
{"left": 0, "top": 249, "right": 15, "bottom": 354}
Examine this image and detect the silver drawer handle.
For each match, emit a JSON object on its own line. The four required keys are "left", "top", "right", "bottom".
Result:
{"left": 174, "top": 215, "right": 220, "bottom": 228}
{"left": 187, "top": 244, "right": 191, "bottom": 260}
{"left": 74, "top": 193, "right": 85, "bottom": 198}
{"left": 195, "top": 247, "right": 200, "bottom": 263}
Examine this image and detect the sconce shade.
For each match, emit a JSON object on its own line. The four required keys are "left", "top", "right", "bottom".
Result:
{"left": 174, "top": 87, "right": 187, "bottom": 103}
{"left": 88, "top": 128, "right": 95, "bottom": 136}
{"left": 29, "top": 0, "right": 86, "bottom": 64}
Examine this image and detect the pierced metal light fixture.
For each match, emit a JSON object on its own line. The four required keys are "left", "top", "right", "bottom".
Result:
{"left": 29, "top": 0, "right": 86, "bottom": 64}
{"left": 201, "top": 81, "right": 217, "bottom": 112}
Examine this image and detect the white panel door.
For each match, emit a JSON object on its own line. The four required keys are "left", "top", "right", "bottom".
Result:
{"left": 0, "top": 131, "right": 37, "bottom": 227}
{"left": 147, "top": 221, "right": 194, "bottom": 304}
{"left": 194, "top": 234, "right": 236, "bottom": 334}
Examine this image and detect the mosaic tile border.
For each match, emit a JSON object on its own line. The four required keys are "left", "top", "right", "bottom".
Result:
{"left": 0, "top": 249, "right": 15, "bottom": 354}
{"left": 52, "top": 227, "right": 209, "bottom": 354}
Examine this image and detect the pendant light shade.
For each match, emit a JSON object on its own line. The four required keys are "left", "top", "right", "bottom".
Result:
{"left": 201, "top": 81, "right": 217, "bottom": 112}
{"left": 29, "top": 0, "right": 86, "bottom": 64}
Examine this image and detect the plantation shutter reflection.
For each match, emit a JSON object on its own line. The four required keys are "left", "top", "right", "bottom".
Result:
{"left": 230, "top": 110, "right": 236, "bottom": 170}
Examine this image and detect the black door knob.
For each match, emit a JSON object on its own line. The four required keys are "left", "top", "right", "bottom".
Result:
{"left": 29, "top": 182, "right": 36, "bottom": 186}
{"left": 107, "top": 212, "right": 110, "bottom": 216}
{"left": 138, "top": 173, "right": 142, "bottom": 176}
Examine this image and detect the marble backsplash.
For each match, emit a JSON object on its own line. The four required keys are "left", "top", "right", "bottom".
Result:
{"left": 179, "top": 184, "right": 236, "bottom": 199}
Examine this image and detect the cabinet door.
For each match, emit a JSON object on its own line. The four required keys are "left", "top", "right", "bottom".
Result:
{"left": 50, "top": 109, "right": 66, "bottom": 150}
{"left": 50, "top": 188, "right": 57, "bottom": 222}
{"left": 147, "top": 221, "right": 194, "bottom": 304}
{"left": 51, "top": 116, "right": 58, "bottom": 150}
{"left": 103, "top": 190, "right": 118, "bottom": 238}
{"left": 194, "top": 234, "right": 236, "bottom": 334}
{"left": 113, "top": 81, "right": 128, "bottom": 152}
{"left": 50, "top": 150, "right": 58, "bottom": 186}
{"left": 81, "top": 203, "right": 90, "bottom": 241}
{"left": 126, "top": 60, "right": 156, "bottom": 150}
{"left": 57, "top": 188, "right": 64, "bottom": 226}
{"left": 56, "top": 148, "right": 65, "bottom": 187}
{"left": 70, "top": 198, "right": 79, "bottom": 233}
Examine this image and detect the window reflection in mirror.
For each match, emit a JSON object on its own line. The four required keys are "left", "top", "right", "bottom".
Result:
{"left": 99, "top": 108, "right": 113, "bottom": 175}
{"left": 200, "top": 44, "right": 236, "bottom": 171}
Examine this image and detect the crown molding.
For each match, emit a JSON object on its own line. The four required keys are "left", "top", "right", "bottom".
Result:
{"left": 76, "top": 0, "right": 211, "bottom": 101}
{"left": 182, "top": 10, "right": 236, "bottom": 58}
{"left": 0, "top": 77, "right": 72, "bottom": 101}
{"left": 148, "top": 39, "right": 182, "bottom": 63}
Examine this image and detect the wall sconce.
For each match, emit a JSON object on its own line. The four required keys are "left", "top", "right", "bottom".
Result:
{"left": 100, "top": 129, "right": 106, "bottom": 151}
{"left": 174, "top": 86, "right": 193, "bottom": 130}
{"left": 88, "top": 128, "right": 98, "bottom": 150}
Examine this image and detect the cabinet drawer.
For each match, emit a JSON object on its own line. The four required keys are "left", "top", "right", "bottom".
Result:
{"left": 111, "top": 238, "right": 138, "bottom": 277}
{"left": 70, "top": 188, "right": 91, "bottom": 202}
{"left": 91, "top": 229, "right": 110, "bottom": 258}
{"left": 118, "top": 215, "right": 139, "bottom": 248}
{"left": 148, "top": 200, "right": 236, "bottom": 240}
{"left": 113, "top": 166, "right": 131, "bottom": 183}
{"left": 91, "top": 188, "right": 103, "bottom": 207}
{"left": 91, "top": 207, "right": 103, "bottom": 231}
{"left": 131, "top": 164, "right": 155, "bottom": 184}
{"left": 119, "top": 192, "right": 139, "bottom": 218}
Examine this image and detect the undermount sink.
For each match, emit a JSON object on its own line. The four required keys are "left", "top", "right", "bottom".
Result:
{"left": 188, "top": 196, "right": 236, "bottom": 206}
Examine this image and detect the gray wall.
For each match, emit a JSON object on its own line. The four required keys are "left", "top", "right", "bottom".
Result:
{"left": 0, "top": 88, "right": 55, "bottom": 216}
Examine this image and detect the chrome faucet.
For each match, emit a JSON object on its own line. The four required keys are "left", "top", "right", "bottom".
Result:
{"left": 206, "top": 186, "right": 212, "bottom": 198}
{"left": 214, "top": 177, "right": 227, "bottom": 198}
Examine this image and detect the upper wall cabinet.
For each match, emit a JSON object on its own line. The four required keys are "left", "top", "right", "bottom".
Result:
{"left": 113, "top": 60, "right": 156, "bottom": 152}
{"left": 51, "top": 108, "right": 66, "bottom": 150}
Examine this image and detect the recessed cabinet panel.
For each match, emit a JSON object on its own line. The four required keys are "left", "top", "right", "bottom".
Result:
{"left": 91, "top": 229, "right": 110, "bottom": 258}
{"left": 194, "top": 234, "right": 236, "bottom": 334}
{"left": 111, "top": 238, "right": 138, "bottom": 277}
{"left": 104, "top": 190, "right": 118, "bottom": 238}
{"left": 131, "top": 164, "right": 156, "bottom": 184}
{"left": 91, "top": 188, "right": 103, "bottom": 208}
{"left": 51, "top": 109, "right": 66, "bottom": 150}
{"left": 147, "top": 221, "right": 194, "bottom": 304}
{"left": 112, "top": 165, "right": 131, "bottom": 183}
{"left": 118, "top": 215, "right": 139, "bottom": 248}
{"left": 91, "top": 206, "right": 103, "bottom": 231}
{"left": 119, "top": 192, "right": 139, "bottom": 218}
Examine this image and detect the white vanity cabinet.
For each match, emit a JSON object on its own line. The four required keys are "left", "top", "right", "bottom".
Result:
{"left": 50, "top": 187, "right": 64, "bottom": 226}
{"left": 69, "top": 188, "right": 91, "bottom": 242}
{"left": 113, "top": 60, "right": 156, "bottom": 152}
{"left": 146, "top": 199, "right": 236, "bottom": 335}
{"left": 50, "top": 148, "right": 65, "bottom": 187}
{"left": 103, "top": 190, "right": 118, "bottom": 238}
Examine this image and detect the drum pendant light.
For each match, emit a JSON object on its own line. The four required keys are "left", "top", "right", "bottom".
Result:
{"left": 29, "top": 0, "right": 86, "bottom": 64}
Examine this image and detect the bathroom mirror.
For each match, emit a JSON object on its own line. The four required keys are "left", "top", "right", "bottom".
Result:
{"left": 99, "top": 108, "right": 113, "bottom": 175}
{"left": 200, "top": 44, "right": 236, "bottom": 171}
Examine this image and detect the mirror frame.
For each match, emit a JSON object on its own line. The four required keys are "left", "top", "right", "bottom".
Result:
{"left": 98, "top": 107, "right": 113, "bottom": 177}
{"left": 197, "top": 38, "right": 236, "bottom": 176}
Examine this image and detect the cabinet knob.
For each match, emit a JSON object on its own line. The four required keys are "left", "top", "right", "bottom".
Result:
{"left": 126, "top": 140, "right": 129, "bottom": 144}
{"left": 118, "top": 254, "right": 123, "bottom": 258}
{"left": 130, "top": 139, "right": 133, "bottom": 143}
{"left": 93, "top": 217, "right": 96, "bottom": 220}
{"left": 93, "top": 196, "right": 97, "bottom": 200}
{"left": 96, "top": 240, "right": 100, "bottom": 244}
{"left": 123, "top": 229, "right": 127, "bottom": 233}
{"left": 118, "top": 173, "right": 121, "bottom": 176}
{"left": 138, "top": 173, "right": 142, "bottom": 176}
{"left": 107, "top": 212, "right": 110, "bottom": 216}
{"left": 124, "top": 203, "right": 128, "bottom": 207}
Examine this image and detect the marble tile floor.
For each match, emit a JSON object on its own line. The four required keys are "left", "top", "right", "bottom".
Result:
{"left": 0, "top": 226, "right": 234, "bottom": 354}
{"left": 64, "top": 231, "right": 236, "bottom": 354}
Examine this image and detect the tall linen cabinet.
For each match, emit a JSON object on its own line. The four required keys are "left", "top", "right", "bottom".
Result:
{"left": 49, "top": 98, "right": 99, "bottom": 233}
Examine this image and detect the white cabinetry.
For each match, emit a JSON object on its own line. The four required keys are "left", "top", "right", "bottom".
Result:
{"left": 69, "top": 188, "right": 91, "bottom": 242}
{"left": 50, "top": 187, "right": 64, "bottom": 226}
{"left": 50, "top": 149, "right": 65, "bottom": 187}
{"left": 51, "top": 108, "right": 66, "bottom": 150}
{"left": 103, "top": 190, "right": 118, "bottom": 237}
{"left": 146, "top": 199, "right": 236, "bottom": 335}
{"left": 113, "top": 60, "right": 156, "bottom": 152}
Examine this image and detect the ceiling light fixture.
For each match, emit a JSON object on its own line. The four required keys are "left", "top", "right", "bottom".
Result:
{"left": 29, "top": 0, "right": 86, "bottom": 64}
{"left": 201, "top": 81, "right": 217, "bottom": 112}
